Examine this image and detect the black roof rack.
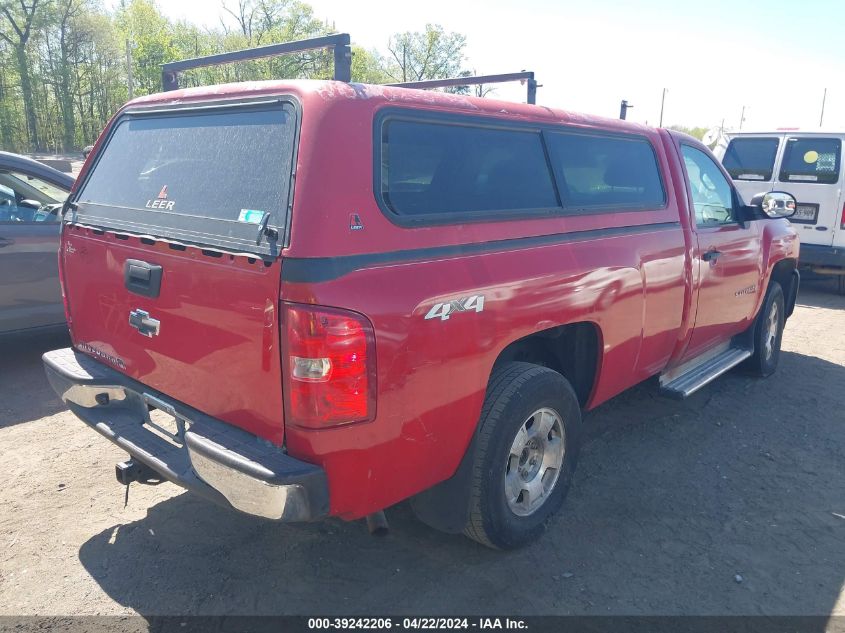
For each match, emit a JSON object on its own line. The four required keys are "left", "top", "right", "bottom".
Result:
{"left": 387, "top": 71, "right": 538, "bottom": 104}
{"left": 160, "top": 33, "right": 539, "bottom": 104}
{"left": 161, "top": 34, "right": 353, "bottom": 92}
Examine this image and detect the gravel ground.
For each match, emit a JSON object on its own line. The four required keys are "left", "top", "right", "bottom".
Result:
{"left": 1, "top": 280, "right": 843, "bottom": 619}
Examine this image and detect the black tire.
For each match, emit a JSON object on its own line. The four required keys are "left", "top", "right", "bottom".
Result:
{"left": 464, "top": 362, "right": 582, "bottom": 549}
{"left": 746, "top": 282, "right": 785, "bottom": 377}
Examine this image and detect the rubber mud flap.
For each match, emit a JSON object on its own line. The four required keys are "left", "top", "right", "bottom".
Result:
{"left": 409, "top": 433, "right": 478, "bottom": 533}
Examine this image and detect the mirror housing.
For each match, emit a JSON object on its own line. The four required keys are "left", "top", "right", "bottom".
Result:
{"left": 743, "top": 191, "right": 797, "bottom": 220}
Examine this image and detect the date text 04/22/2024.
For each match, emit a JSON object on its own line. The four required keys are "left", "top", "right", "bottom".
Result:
{"left": 307, "top": 618, "right": 528, "bottom": 630}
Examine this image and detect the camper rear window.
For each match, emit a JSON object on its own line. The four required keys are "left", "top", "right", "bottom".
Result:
{"left": 74, "top": 102, "right": 296, "bottom": 255}
{"left": 779, "top": 137, "right": 841, "bottom": 185}
{"left": 722, "top": 138, "right": 779, "bottom": 181}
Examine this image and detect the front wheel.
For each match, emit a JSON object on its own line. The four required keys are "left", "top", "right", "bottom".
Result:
{"left": 747, "top": 282, "right": 785, "bottom": 377}
{"left": 464, "top": 362, "right": 582, "bottom": 549}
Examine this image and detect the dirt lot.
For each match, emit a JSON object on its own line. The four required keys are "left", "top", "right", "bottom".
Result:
{"left": 1, "top": 281, "right": 844, "bottom": 618}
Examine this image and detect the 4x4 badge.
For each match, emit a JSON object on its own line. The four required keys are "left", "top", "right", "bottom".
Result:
{"left": 424, "top": 295, "right": 485, "bottom": 321}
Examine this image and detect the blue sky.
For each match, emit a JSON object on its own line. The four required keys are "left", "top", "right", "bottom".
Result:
{"left": 154, "top": 0, "right": 845, "bottom": 131}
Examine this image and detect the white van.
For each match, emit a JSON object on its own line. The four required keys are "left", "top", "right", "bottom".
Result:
{"left": 718, "top": 130, "right": 845, "bottom": 285}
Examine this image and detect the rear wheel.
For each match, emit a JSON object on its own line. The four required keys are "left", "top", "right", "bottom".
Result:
{"left": 747, "top": 282, "right": 785, "bottom": 377}
{"left": 464, "top": 362, "right": 581, "bottom": 549}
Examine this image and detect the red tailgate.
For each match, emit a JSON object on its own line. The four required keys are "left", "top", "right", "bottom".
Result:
{"left": 61, "top": 99, "right": 297, "bottom": 445}
{"left": 63, "top": 230, "right": 285, "bottom": 444}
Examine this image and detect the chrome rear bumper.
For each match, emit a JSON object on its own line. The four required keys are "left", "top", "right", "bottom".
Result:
{"left": 43, "top": 347, "right": 328, "bottom": 522}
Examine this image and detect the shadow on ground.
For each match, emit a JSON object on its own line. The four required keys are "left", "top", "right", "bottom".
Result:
{"left": 797, "top": 280, "right": 845, "bottom": 309}
{"left": 0, "top": 328, "right": 69, "bottom": 427}
{"left": 78, "top": 350, "right": 845, "bottom": 618}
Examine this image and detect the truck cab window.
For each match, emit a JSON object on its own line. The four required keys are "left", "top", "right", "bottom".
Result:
{"left": 682, "top": 145, "right": 734, "bottom": 226}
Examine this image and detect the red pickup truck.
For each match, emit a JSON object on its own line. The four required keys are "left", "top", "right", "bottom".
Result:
{"left": 44, "top": 80, "right": 799, "bottom": 549}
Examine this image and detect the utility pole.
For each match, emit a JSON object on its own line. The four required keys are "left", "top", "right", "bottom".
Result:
{"left": 739, "top": 105, "right": 746, "bottom": 130}
{"left": 659, "top": 88, "right": 667, "bottom": 127}
{"left": 126, "top": 39, "right": 134, "bottom": 100}
{"left": 820, "top": 88, "right": 827, "bottom": 127}
{"left": 620, "top": 99, "right": 633, "bottom": 120}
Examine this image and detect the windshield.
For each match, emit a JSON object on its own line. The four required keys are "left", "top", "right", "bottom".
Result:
{"left": 74, "top": 101, "right": 296, "bottom": 256}
{"left": 4, "top": 171, "right": 68, "bottom": 203}
{"left": 0, "top": 170, "right": 69, "bottom": 222}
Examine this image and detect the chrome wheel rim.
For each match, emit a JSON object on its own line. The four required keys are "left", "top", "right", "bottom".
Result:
{"left": 505, "top": 407, "right": 565, "bottom": 517}
{"left": 764, "top": 301, "right": 779, "bottom": 362}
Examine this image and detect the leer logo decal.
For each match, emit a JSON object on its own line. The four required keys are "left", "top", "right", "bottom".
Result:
{"left": 145, "top": 184, "right": 175, "bottom": 210}
{"left": 425, "top": 295, "right": 485, "bottom": 321}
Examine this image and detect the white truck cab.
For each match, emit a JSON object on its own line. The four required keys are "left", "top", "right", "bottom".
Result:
{"left": 717, "top": 130, "right": 845, "bottom": 290}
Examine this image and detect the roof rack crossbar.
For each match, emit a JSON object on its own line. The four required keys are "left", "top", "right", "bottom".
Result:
{"left": 159, "top": 35, "right": 538, "bottom": 105}
{"left": 387, "top": 71, "right": 538, "bottom": 104}
{"left": 161, "top": 33, "right": 352, "bottom": 92}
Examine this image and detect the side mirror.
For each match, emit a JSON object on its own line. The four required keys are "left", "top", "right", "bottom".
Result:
{"left": 746, "top": 191, "right": 797, "bottom": 219}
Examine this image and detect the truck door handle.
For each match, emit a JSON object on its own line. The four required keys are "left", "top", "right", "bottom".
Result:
{"left": 124, "top": 259, "right": 163, "bottom": 298}
{"left": 702, "top": 249, "right": 722, "bottom": 262}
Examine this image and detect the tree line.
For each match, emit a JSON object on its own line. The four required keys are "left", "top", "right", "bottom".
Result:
{"left": 0, "top": 0, "right": 471, "bottom": 153}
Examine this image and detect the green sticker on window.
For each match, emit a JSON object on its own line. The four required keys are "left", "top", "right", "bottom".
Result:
{"left": 238, "top": 209, "right": 265, "bottom": 224}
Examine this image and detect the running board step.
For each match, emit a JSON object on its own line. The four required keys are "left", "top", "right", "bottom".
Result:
{"left": 659, "top": 346, "right": 752, "bottom": 399}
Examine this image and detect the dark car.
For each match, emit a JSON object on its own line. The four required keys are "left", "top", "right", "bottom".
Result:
{"left": 0, "top": 151, "right": 74, "bottom": 335}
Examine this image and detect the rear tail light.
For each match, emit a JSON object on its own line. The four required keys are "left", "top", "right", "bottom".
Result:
{"left": 840, "top": 202, "right": 845, "bottom": 229}
{"left": 282, "top": 303, "right": 376, "bottom": 429}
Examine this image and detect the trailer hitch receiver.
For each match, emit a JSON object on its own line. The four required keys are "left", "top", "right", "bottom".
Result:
{"left": 115, "top": 459, "right": 164, "bottom": 486}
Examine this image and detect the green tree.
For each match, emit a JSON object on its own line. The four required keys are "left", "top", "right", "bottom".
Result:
{"left": 0, "top": 36, "right": 17, "bottom": 148}
{"left": 384, "top": 24, "right": 466, "bottom": 82}
{"left": 0, "top": 0, "right": 471, "bottom": 154}
{"left": 1, "top": 0, "right": 45, "bottom": 150}
{"left": 69, "top": 8, "right": 126, "bottom": 144}
{"left": 351, "top": 45, "right": 389, "bottom": 84}
{"left": 115, "top": 0, "right": 178, "bottom": 95}
{"left": 218, "top": 0, "right": 332, "bottom": 82}
{"left": 51, "top": 0, "right": 83, "bottom": 149}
